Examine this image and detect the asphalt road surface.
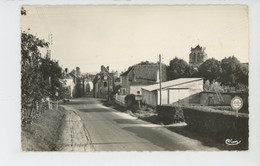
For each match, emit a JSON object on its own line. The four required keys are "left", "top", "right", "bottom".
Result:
{"left": 61, "top": 97, "right": 219, "bottom": 151}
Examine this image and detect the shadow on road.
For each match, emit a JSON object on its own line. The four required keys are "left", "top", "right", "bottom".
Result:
{"left": 123, "top": 126, "right": 194, "bottom": 151}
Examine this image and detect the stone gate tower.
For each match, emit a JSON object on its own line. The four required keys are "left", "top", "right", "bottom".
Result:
{"left": 189, "top": 45, "right": 207, "bottom": 67}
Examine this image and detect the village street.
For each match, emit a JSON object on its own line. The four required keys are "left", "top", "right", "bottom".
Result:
{"left": 60, "top": 97, "right": 219, "bottom": 151}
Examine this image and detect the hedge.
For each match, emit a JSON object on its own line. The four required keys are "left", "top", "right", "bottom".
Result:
{"left": 156, "top": 105, "right": 185, "bottom": 124}
{"left": 183, "top": 106, "right": 248, "bottom": 148}
{"left": 125, "top": 94, "right": 136, "bottom": 107}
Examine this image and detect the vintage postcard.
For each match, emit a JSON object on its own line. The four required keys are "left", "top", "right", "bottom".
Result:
{"left": 20, "top": 5, "right": 248, "bottom": 151}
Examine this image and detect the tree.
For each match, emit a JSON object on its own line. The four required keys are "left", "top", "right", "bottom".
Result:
{"left": 137, "top": 61, "right": 156, "bottom": 65}
{"left": 237, "top": 63, "right": 249, "bottom": 86}
{"left": 220, "top": 56, "right": 242, "bottom": 86}
{"left": 185, "top": 65, "right": 197, "bottom": 78}
{"left": 167, "top": 57, "right": 190, "bottom": 80}
{"left": 40, "top": 58, "right": 65, "bottom": 100}
{"left": 21, "top": 7, "right": 27, "bottom": 15}
{"left": 198, "top": 58, "right": 222, "bottom": 82}
{"left": 113, "top": 85, "right": 121, "bottom": 94}
{"left": 21, "top": 31, "right": 49, "bottom": 105}
{"left": 21, "top": 7, "right": 67, "bottom": 124}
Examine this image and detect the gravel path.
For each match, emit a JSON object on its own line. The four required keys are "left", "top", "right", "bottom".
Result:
{"left": 56, "top": 105, "right": 95, "bottom": 151}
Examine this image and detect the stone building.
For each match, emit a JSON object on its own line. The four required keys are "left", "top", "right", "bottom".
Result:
{"left": 93, "top": 65, "right": 115, "bottom": 99}
{"left": 189, "top": 45, "right": 207, "bottom": 67}
{"left": 120, "top": 64, "right": 167, "bottom": 96}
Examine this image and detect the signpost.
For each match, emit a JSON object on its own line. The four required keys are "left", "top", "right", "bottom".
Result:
{"left": 227, "top": 96, "right": 244, "bottom": 145}
{"left": 135, "top": 95, "right": 142, "bottom": 108}
{"left": 231, "top": 96, "right": 243, "bottom": 117}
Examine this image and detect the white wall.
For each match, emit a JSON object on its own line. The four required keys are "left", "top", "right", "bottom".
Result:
{"left": 157, "top": 89, "right": 168, "bottom": 105}
{"left": 169, "top": 89, "right": 190, "bottom": 104}
{"left": 64, "top": 79, "right": 75, "bottom": 97}
{"left": 142, "top": 89, "right": 157, "bottom": 107}
{"left": 130, "top": 85, "right": 147, "bottom": 95}
{"left": 157, "top": 80, "right": 203, "bottom": 105}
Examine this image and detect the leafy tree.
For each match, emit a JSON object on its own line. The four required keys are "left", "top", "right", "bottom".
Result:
{"left": 167, "top": 57, "right": 190, "bottom": 80}
{"left": 21, "top": 7, "right": 67, "bottom": 124}
{"left": 220, "top": 56, "right": 242, "bottom": 86}
{"left": 21, "top": 31, "right": 49, "bottom": 105}
{"left": 185, "top": 65, "right": 198, "bottom": 78}
{"left": 21, "top": 7, "right": 27, "bottom": 15}
{"left": 237, "top": 63, "right": 249, "bottom": 86}
{"left": 198, "top": 58, "right": 222, "bottom": 82}
{"left": 137, "top": 61, "right": 156, "bottom": 65}
{"left": 113, "top": 85, "right": 121, "bottom": 94}
{"left": 40, "top": 58, "right": 65, "bottom": 100}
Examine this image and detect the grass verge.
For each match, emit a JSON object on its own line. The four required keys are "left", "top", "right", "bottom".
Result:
{"left": 21, "top": 107, "right": 67, "bottom": 151}
{"left": 102, "top": 101, "right": 165, "bottom": 125}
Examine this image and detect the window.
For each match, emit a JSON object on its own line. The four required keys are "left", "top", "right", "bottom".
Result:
{"left": 104, "top": 81, "right": 107, "bottom": 87}
{"left": 121, "top": 88, "right": 126, "bottom": 95}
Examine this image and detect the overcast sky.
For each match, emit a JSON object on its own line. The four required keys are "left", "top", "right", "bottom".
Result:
{"left": 21, "top": 5, "right": 248, "bottom": 73}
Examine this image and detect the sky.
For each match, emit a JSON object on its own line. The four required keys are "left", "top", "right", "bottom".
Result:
{"left": 21, "top": 5, "right": 248, "bottom": 73}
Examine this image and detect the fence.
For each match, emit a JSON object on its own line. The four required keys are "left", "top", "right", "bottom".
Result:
{"left": 21, "top": 100, "right": 60, "bottom": 125}
{"left": 200, "top": 92, "right": 248, "bottom": 106}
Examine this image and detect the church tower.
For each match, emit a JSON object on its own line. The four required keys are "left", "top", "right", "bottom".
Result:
{"left": 189, "top": 45, "right": 207, "bottom": 67}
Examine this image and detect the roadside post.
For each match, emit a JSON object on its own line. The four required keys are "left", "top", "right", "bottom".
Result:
{"left": 135, "top": 94, "right": 142, "bottom": 108}
{"left": 230, "top": 96, "right": 243, "bottom": 137}
{"left": 231, "top": 96, "right": 243, "bottom": 118}
{"left": 55, "top": 91, "right": 59, "bottom": 110}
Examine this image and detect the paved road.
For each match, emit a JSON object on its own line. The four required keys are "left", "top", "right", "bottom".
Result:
{"left": 61, "top": 97, "right": 219, "bottom": 151}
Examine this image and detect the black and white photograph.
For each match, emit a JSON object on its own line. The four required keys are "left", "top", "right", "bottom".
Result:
{"left": 1, "top": 1, "right": 260, "bottom": 166}
{"left": 20, "top": 5, "right": 249, "bottom": 151}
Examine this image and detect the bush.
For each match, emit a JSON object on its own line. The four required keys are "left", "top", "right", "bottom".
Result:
{"left": 156, "top": 105, "right": 185, "bottom": 124}
{"left": 130, "top": 105, "right": 140, "bottom": 113}
{"left": 125, "top": 94, "right": 137, "bottom": 107}
{"left": 183, "top": 107, "right": 248, "bottom": 149}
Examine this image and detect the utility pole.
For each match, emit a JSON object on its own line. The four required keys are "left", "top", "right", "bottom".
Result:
{"left": 47, "top": 34, "right": 53, "bottom": 59}
{"left": 107, "top": 74, "right": 110, "bottom": 101}
{"left": 159, "top": 54, "right": 162, "bottom": 105}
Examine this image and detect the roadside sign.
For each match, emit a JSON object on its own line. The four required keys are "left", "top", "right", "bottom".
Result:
{"left": 135, "top": 95, "right": 142, "bottom": 108}
{"left": 135, "top": 95, "right": 142, "bottom": 101}
{"left": 231, "top": 96, "right": 243, "bottom": 117}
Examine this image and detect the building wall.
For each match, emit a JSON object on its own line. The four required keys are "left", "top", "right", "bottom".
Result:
{"left": 157, "top": 89, "right": 168, "bottom": 105}
{"left": 130, "top": 85, "right": 150, "bottom": 95}
{"left": 168, "top": 89, "right": 190, "bottom": 105}
{"left": 63, "top": 78, "right": 75, "bottom": 98}
{"left": 141, "top": 89, "right": 157, "bottom": 107}
{"left": 189, "top": 47, "right": 207, "bottom": 66}
{"left": 120, "top": 76, "right": 130, "bottom": 95}
{"left": 143, "top": 79, "right": 203, "bottom": 106}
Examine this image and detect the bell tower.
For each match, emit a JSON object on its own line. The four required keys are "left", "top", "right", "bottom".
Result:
{"left": 189, "top": 45, "right": 207, "bottom": 67}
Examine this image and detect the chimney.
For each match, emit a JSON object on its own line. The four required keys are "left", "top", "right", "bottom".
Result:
{"left": 101, "top": 65, "right": 105, "bottom": 72}
{"left": 107, "top": 66, "right": 109, "bottom": 72}
{"left": 76, "top": 67, "right": 80, "bottom": 77}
